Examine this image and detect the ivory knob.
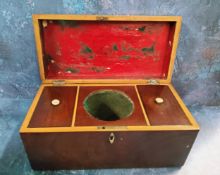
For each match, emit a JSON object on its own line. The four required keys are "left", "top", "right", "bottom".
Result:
{"left": 51, "top": 99, "right": 60, "bottom": 106}
{"left": 155, "top": 97, "right": 164, "bottom": 104}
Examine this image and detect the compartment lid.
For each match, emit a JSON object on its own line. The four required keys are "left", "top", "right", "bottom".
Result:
{"left": 33, "top": 15, "right": 181, "bottom": 84}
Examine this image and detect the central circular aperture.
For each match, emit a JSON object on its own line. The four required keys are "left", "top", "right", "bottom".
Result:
{"left": 83, "top": 90, "right": 134, "bottom": 121}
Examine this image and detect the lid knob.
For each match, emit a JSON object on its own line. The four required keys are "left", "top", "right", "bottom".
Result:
{"left": 155, "top": 97, "right": 164, "bottom": 104}
{"left": 51, "top": 99, "right": 60, "bottom": 106}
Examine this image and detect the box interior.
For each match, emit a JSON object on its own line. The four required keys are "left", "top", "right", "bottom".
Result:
{"left": 27, "top": 85, "right": 191, "bottom": 128}
{"left": 39, "top": 20, "right": 176, "bottom": 80}
{"left": 25, "top": 17, "right": 194, "bottom": 130}
{"left": 75, "top": 86, "right": 147, "bottom": 126}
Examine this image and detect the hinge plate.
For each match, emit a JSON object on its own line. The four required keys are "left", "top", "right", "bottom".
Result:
{"left": 96, "top": 16, "right": 109, "bottom": 21}
{"left": 53, "top": 80, "right": 65, "bottom": 86}
{"left": 148, "top": 79, "right": 160, "bottom": 85}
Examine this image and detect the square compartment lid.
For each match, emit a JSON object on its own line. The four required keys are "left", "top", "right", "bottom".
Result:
{"left": 33, "top": 15, "right": 181, "bottom": 83}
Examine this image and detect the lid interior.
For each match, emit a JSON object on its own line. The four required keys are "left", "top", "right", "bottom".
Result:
{"left": 37, "top": 18, "right": 177, "bottom": 80}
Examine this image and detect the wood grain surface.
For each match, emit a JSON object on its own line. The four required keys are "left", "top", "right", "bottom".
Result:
{"left": 137, "top": 85, "right": 190, "bottom": 125}
{"left": 28, "top": 86, "right": 77, "bottom": 127}
{"left": 21, "top": 130, "right": 198, "bottom": 169}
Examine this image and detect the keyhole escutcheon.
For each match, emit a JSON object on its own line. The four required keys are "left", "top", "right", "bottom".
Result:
{"left": 109, "top": 133, "right": 115, "bottom": 144}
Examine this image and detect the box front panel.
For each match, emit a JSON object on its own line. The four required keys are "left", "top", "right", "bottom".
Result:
{"left": 21, "top": 130, "right": 198, "bottom": 170}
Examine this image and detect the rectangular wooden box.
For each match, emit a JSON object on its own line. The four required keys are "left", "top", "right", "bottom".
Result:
{"left": 20, "top": 15, "right": 199, "bottom": 170}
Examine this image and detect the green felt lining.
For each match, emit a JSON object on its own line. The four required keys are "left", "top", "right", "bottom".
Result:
{"left": 83, "top": 90, "right": 134, "bottom": 121}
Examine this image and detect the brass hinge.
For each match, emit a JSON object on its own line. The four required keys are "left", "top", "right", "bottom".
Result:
{"left": 148, "top": 79, "right": 160, "bottom": 85}
{"left": 52, "top": 80, "right": 65, "bottom": 86}
{"left": 96, "top": 16, "right": 109, "bottom": 21}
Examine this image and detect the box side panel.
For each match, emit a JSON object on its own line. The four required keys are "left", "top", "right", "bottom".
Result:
{"left": 21, "top": 130, "right": 198, "bottom": 170}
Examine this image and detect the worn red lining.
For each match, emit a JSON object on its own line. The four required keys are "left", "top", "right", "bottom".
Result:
{"left": 40, "top": 20, "right": 176, "bottom": 79}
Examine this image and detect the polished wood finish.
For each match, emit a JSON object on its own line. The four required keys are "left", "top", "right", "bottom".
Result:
{"left": 20, "top": 84, "right": 199, "bottom": 133}
{"left": 75, "top": 86, "right": 147, "bottom": 126}
{"left": 19, "top": 15, "right": 199, "bottom": 170}
{"left": 137, "top": 85, "right": 190, "bottom": 125}
{"left": 28, "top": 86, "right": 77, "bottom": 127}
{"left": 21, "top": 130, "right": 198, "bottom": 170}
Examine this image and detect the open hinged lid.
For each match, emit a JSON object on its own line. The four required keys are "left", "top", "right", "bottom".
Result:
{"left": 33, "top": 15, "right": 181, "bottom": 84}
